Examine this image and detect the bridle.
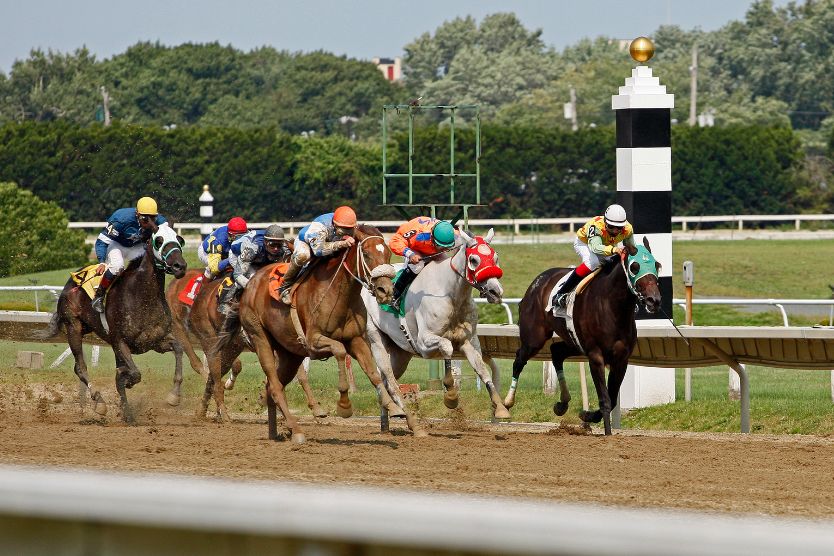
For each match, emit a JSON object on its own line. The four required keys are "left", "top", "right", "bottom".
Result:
{"left": 341, "top": 234, "right": 395, "bottom": 292}
{"left": 619, "top": 254, "right": 658, "bottom": 311}
{"left": 151, "top": 229, "right": 183, "bottom": 275}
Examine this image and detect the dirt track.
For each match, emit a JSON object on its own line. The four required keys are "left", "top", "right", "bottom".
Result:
{"left": 2, "top": 388, "right": 834, "bottom": 520}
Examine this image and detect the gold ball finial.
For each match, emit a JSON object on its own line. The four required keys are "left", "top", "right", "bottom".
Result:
{"left": 203, "top": 184, "right": 209, "bottom": 192}
{"left": 629, "top": 36, "right": 655, "bottom": 63}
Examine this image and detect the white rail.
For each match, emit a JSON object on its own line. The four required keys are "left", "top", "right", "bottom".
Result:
{"left": 1, "top": 465, "right": 834, "bottom": 555}
{"left": 672, "top": 298, "right": 834, "bottom": 327}
{"left": 67, "top": 213, "right": 834, "bottom": 236}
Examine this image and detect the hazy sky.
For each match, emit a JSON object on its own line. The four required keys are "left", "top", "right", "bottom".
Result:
{"left": 0, "top": 0, "right": 791, "bottom": 73}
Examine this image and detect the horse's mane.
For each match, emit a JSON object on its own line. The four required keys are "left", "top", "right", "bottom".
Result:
{"left": 355, "top": 223, "right": 382, "bottom": 238}
{"left": 125, "top": 253, "right": 147, "bottom": 273}
{"left": 599, "top": 255, "right": 621, "bottom": 274}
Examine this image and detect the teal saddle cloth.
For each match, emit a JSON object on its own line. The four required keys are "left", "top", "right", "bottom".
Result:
{"left": 379, "top": 269, "right": 410, "bottom": 317}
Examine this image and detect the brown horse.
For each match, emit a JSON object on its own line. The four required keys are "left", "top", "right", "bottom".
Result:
{"left": 504, "top": 238, "right": 661, "bottom": 435}
{"left": 214, "top": 224, "right": 400, "bottom": 443}
{"left": 43, "top": 223, "right": 188, "bottom": 422}
{"left": 165, "top": 269, "right": 327, "bottom": 420}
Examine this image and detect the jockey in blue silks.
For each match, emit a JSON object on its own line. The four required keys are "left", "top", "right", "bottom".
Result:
{"left": 198, "top": 216, "right": 248, "bottom": 279}
{"left": 92, "top": 196, "right": 167, "bottom": 313}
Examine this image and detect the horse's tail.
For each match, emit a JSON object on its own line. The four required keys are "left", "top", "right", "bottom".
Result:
{"left": 36, "top": 309, "right": 64, "bottom": 340}
{"left": 212, "top": 305, "right": 241, "bottom": 356}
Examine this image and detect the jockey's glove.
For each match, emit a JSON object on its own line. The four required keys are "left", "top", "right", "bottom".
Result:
{"left": 235, "top": 275, "right": 250, "bottom": 289}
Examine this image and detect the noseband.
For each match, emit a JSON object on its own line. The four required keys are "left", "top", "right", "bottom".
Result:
{"left": 151, "top": 236, "right": 183, "bottom": 275}
{"left": 340, "top": 235, "right": 395, "bottom": 293}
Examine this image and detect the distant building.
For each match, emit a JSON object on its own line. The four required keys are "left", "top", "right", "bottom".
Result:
{"left": 373, "top": 57, "right": 402, "bottom": 81}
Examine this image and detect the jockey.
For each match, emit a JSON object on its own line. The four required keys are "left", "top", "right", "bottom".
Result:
{"left": 219, "top": 224, "right": 291, "bottom": 314}
{"left": 279, "top": 206, "right": 357, "bottom": 304}
{"left": 388, "top": 216, "right": 456, "bottom": 307}
{"left": 552, "top": 203, "right": 637, "bottom": 309}
{"left": 92, "top": 197, "right": 167, "bottom": 313}
{"left": 198, "top": 216, "right": 248, "bottom": 279}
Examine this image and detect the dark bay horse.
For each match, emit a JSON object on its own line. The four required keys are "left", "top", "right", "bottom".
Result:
{"left": 505, "top": 238, "right": 661, "bottom": 435}
{"left": 44, "top": 223, "right": 187, "bottom": 422}
{"left": 214, "top": 224, "right": 399, "bottom": 443}
{"left": 166, "top": 269, "right": 327, "bottom": 421}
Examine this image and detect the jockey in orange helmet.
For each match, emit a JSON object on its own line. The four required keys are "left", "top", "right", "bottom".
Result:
{"left": 279, "top": 206, "right": 357, "bottom": 304}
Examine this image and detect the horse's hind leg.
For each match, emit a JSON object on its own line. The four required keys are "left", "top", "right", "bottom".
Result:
{"left": 67, "top": 322, "right": 107, "bottom": 415}
{"left": 345, "top": 336, "right": 407, "bottom": 422}
{"left": 442, "top": 359, "right": 459, "bottom": 409}
{"left": 224, "top": 358, "right": 243, "bottom": 390}
{"left": 295, "top": 359, "right": 327, "bottom": 418}
{"left": 550, "top": 342, "right": 581, "bottom": 416}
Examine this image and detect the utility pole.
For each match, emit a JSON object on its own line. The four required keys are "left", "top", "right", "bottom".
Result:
{"left": 100, "top": 86, "right": 111, "bottom": 126}
{"left": 569, "top": 86, "right": 578, "bottom": 131}
{"left": 688, "top": 44, "right": 697, "bottom": 126}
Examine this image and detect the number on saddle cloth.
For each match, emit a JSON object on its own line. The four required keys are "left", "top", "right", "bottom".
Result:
{"left": 70, "top": 264, "right": 105, "bottom": 300}
{"left": 177, "top": 274, "right": 204, "bottom": 306}
{"left": 217, "top": 276, "right": 235, "bottom": 300}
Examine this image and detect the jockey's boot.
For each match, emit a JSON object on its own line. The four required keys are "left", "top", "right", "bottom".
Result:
{"left": 552, "top": 268, "right": 585, "bottom": 309}
{"left": 279, "top": 260, "right": 302, "bottom": 305}
{"left": 217, "top": 283, "right": 239, "bottom": 316}
{"left": 391, "top": 267, "right": 418, "bottom": 308}
{"left": 91, "top": 271, "right": 115, "bottom": 313}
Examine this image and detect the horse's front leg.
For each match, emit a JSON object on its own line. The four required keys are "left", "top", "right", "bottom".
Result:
{"left": 442, "top": 359, "right": 459, "bottom": 409}
{"left": 349, "top": 335, "right": 413, "bottom": 432}
{"left": 67, "top": 320, "right": 108, "bottom": 416}
{"left": 580, "top": 350, "right": 613, "bottom": 434}
{"left": 113, "top": 339, "right": 141, "bottom": 424}
{"left": 606, "top": 354, "right": 630, "bottom": 427}
{"left": 550, "top": 341, "right": 582, "bottom": 416}
{"left": 458, "top": 337, "right": 511, "bottom": 420}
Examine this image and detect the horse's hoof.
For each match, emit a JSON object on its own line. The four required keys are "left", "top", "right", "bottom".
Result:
{"left": 94, "top": 401, "right": 108, "bottom": 416}
{"left": 224, "top": 378, "right": 235, "bottom": 390}
{"left": 413, "top": 427, "right": 429, "bottom": 438}
{"left": 503, "top": 395, "right": 515, "bottom": 409}
{"left": 310, "top": 405, "right": 328, "bottom": 418}
{"left": 291, "top": 433, "right": 306, "bottom": 444}
{"left": 553, "top": 401, "right": 569, "bottom": 416}
{"left": 387, "top": 403, "right": 406, "bottom": 419}
{"left": 336, "top": 405, "right": 353, "bottom": 418}
{"left": 579, "top": 410, "right": 603, "bottom": 423}
{"left": 493, "top": 404, "right": 511, "bottom": 420}
{"left": 443, "top": 391, "right": 459, "bottom": 409}
{"left": 165, "top": 393, "right": 181, "bottom": 407}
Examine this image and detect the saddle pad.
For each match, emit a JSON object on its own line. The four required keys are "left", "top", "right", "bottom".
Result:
{"left": 267, "top": 262, "right": 291, "bottom": 303}
{"left": 217, "top": 276, "right": 235, "bottom": 299}
{"left": 379, "top": 268, "right": 407, "bottom": 317}
{"left": 70, "top": 265, "right": 103, "bottom": 300}
{"left": 544, "top": 268, "right": 601, "bottom": 316}
{"left": 177, "top": 274, "right": 204, "bottom": 306}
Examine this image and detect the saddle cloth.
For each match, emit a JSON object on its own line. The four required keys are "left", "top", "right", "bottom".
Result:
{"left": 217, "top": 276, "right": 235, "bottom": 299}
{"left": 379, "top": 268, "right": 409, "bottom": 317}
{"left": 267, "top": 262, "right": 291, "bottom": 303}
{"left": 177, "top": 274, "right": 204, "bottom": 306}
{"left": 70, "top": 265, "right": 104, "bottom": 300}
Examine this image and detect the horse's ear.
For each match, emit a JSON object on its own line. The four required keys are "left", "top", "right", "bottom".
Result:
{"left": 177, "top": 235, "right": 185, "bottom": 247}
{"left": 459, "top": 229, "right": 473, "bottom": 245}
{"left": 153, "top": 236, "right": 164, "bottom": 250}
{"left": 655, "top": 261, "right": 663, "bottom": 275}
{"left": 642, "top": 236, "right": 652, "bottom": 251}
{"left": 484, "top": 228, "right": 495, "bottom": 243}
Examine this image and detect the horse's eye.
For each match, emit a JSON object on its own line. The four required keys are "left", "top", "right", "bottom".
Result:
{"left": 468, "top": 255, "right": 481, "bottom": 270}
{"left": 629, "top": 261, "right": 640, "bottom": 276}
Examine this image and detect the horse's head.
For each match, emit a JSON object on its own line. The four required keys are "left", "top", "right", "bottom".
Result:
{"left": 458, "top": 228, "right": 504, "bottom": 304}
{"left": 151, "top": 223, "right": 187, "bottom": 278}
{"left": 625, "top": 237, "right": 661, "bottom": 313}
{"left": 354, "top": 224, "right": 396, "bottom": 305}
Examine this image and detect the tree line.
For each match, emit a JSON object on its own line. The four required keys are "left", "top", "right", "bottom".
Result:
{"left": 0, "top": 121, "right": 821, "bottom": 223}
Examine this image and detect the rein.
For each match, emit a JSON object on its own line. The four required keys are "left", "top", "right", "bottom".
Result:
{"left": 448, "top": 245, "right": 488, "bottom": 296}
{"left": 341, "top": 234, "right": 393, "bottom": 292}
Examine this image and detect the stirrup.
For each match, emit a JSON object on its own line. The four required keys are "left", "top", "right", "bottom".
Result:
{"left": 91, "top": 296, "right": 105, "bottom": 313}
{"left": 280, "top": 287, "right": 293, "bottom": 305}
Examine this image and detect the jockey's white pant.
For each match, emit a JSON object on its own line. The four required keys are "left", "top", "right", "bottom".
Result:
{"left": 292, "top": 239, "right": 312, "bottom": 265}
{"left": 104, "top": 242, "right": 145, "bottom": 275}
{"left": 197, "top": 242, "right": 209, "bottom": 265}
{"left": 573, "top": 237, "right": 603, "bottom": 271}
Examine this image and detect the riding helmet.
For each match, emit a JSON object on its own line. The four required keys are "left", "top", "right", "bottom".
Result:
{"left": 136, "top": 196, "right": 158, "bottom": 215}
{"left": 604, "top": 204, "right": 627, "bottom": 227}
{"left": 332, "top": 206, "right": 357, "bottom": 228}
{"left": 264, "top": 224, "right": 285, "bottom": 240}
{"left": 431, "top": 220, "right": 456, "bottom": 248}
{"left": 227, "top": 217, "right": 248, "bottom": 235}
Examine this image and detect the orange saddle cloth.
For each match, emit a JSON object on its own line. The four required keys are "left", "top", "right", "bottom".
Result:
{"left": 177, "top": 274, "right": 205, "bottom": 306}
{"left": 268, "top": 263, "right": 291, "bottom": 302}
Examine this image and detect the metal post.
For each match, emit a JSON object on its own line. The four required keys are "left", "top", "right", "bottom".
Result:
{"left": 381, "top": 108, "right": 387, "bottom": 204}
{"left": 450, "top": 107, "right": 456, "bottom": 204}
{"left": 199, "top": 185, "right": 214, "bottom": 241}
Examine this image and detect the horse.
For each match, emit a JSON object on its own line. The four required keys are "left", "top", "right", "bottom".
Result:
{"left": 504, "top": 237, "right": 662, "bottom": 435}
{"left": 43, "top": 222, "right": 188, "bottom": 422}
{"left": 214, "top": 224, "right": 400, "bottom": 443}
{"left": 361, "top": 228, "right": 511, "bottom": 432}
{"left": 165, "top": 269, "right": 327, "bottom": 420}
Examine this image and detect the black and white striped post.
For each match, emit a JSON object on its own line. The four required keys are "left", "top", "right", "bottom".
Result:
{"left": 612, "top": 37, "right": 675, "bottom": 411}
{"left": 199, "top": 184, "right": 214, "bottom": 241}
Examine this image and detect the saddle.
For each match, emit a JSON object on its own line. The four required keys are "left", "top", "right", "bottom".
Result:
{"left": 70, "top": 265, "right": 105, "bottom": 300}
{"left": 546, "top": 268, "right": 601, "bottom": 319}
{"left": 177, "top": 274, "right": 205, "bottom": 306}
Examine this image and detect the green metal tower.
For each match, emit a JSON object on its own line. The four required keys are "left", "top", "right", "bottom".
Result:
{"left": 381, "top": 103, "right": 482, "bottom": 227}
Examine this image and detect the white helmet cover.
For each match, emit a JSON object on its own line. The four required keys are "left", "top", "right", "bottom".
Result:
{"left": 604, "top": 204, "right": 628, "bottom": 227}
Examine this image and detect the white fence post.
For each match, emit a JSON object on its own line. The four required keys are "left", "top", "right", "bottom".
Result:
{"left": 542, "top": 362, "right": 556, "bottom": 394}
{"left": 729, "top": 365, "right": 742, "bottom": 401}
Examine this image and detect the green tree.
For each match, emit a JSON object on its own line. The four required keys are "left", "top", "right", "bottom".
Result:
{"left": 0, "top": 182, "right": 88, "bottom": 276}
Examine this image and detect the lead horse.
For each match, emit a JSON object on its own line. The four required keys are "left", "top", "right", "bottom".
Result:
{"left": 214, "top": 224, "right": 400, "bottom": 443}
{"left": 361, "top": 228, "right": 511, "bottom": 432}
{"left": 505, "top": 237, "right": 662, "bottom": 435}
{"left": 44, "top": 223, "right": 188, "bottom": 422}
